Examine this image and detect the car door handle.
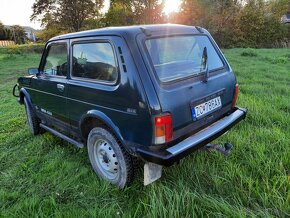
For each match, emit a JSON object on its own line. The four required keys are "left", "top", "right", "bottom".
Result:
{"left": 57, "top": 84, "right": 65, "bottom": 92}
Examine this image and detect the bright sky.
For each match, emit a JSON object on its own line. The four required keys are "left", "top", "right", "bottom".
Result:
{"left": 0, "top": 0, "right": 180, "bottom": 30}
{"left": 0, "top": 0, "right": 42, "bottom": 29}
{"left": 164, "top": 0, "right": 181, "bottom": 15}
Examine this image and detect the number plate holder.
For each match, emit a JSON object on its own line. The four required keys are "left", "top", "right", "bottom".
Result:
{"left": 190, "top": 89, "right": 225, "bottom": 121}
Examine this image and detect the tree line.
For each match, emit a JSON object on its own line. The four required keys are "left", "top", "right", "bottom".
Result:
{"left": 2, "top": 0, "right": 290, "bottom": 47}
{"left": 0, "top": 24, "right": 26, "bottom": 44}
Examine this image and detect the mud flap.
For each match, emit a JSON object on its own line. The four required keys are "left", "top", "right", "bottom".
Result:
{"left": 144, "top": 162, "right": 162, "bottom": 186}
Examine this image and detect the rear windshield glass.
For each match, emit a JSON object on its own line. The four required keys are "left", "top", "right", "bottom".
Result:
{"left": 145, "top": 35, "right": 224, "bottom": 82}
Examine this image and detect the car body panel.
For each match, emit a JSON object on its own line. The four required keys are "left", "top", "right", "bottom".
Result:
{"left": 66, "top": 35, "right": 153, "bottom": 147}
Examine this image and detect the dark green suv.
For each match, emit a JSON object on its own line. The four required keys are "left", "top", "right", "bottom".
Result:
{"left": 14, "top": 25, "right": 247, "bottom": 187}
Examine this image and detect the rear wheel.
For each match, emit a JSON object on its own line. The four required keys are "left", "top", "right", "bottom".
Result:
{"left": 24, "top": 97, "right": 40, "bottom": 135}
{"left": 87, "top": 127, "right": 134, "bottom": 188}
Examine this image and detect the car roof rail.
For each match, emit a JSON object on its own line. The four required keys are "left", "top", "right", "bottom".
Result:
{"left": 195, "top": 26, "right": 204, "bottom": 33}
{"left": 140, "top": 27, "right": 152, "bottom": 37}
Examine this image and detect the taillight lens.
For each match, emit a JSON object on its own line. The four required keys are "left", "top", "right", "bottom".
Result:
{"left": 154, "top": 114, "right": 173, "bottom": 144}
{"left": 232, "top": 84, "right": 239, "bottom": 108}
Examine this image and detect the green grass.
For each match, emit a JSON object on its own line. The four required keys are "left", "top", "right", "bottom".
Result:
{"left": 0, "top": 49, "right": 289, "bottom": 217}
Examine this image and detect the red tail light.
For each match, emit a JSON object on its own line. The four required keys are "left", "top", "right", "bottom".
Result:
{"left": 232, "top": 84, "right": 239, "bottom": 108}
{"left": 154, "top": 114, "right": 173, "bottom": 144}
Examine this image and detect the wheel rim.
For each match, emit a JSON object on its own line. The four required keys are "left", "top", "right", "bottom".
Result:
{"left": 93, "top": 138, "right": 120, "bottom": 180}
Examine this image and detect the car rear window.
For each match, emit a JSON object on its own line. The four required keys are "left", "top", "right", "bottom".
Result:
{"left": 145, "top": 35, "right": 224, "bottom": 82}
{"left": 72, "top": 42, "right": 117, "bottom": 83}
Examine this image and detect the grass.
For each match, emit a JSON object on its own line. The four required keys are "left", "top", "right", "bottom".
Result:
{"left": 0, "top": 48, "right": 289, "bottom": 217}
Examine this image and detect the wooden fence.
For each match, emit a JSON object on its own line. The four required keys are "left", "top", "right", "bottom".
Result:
{"left": 0, "top": 40, "right": 15, "bottom": 47}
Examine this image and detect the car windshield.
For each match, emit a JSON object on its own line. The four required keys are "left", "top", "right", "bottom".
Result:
{"left": 145, "top": 35, "right": 224, "bottom": 82}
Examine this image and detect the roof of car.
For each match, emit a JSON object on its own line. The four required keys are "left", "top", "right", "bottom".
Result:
{"left": 49, "top": 24, "right": 202, "bottom": 41}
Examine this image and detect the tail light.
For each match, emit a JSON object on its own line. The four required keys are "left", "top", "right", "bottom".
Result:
{"left": 232, "top": 84, "right": 239, "bottom": 108}
{"left": 154, "top": 114, "right": 173, "bottom": 144}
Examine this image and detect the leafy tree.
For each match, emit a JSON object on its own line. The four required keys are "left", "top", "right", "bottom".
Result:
{"left": 104, "top": 1, "right": 134, "bottom": 26}
{"left": 132, "top": 0, "right": 166, "bottom": 24}
{"left": 237, "top": 0, "right": 289, "bottom": 47}
{"left": 35, "top": 26, "right": 62, "bottom": 42}
{"left": 0, "top": 21, "right": 5, "bottom": 40}
{"left": 206, "top": 0, "right": 242, "bottom": 47}
{"left": 268, "top": 0, "right": 289, "bottom": 19}
{"left": 177, "top": 0, "right": 204, "bottom": 25}
{"left": 9, "top": 25, "right": 26, "bottom": 44}
{"left": 31, "top": 0, "right": 104, "bottom": 32}
{"left": 104, "top": 0, "right": 165, "bottom": 26}
{"left": 30, "top": 0, "right": 289, "bottom": 48}
{"left": 178, "top": 0, "right": 242, "bottom": 47}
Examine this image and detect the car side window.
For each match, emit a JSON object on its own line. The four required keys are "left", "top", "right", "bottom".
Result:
{"left": 72, "top": 42, "right": 117, "bottom": 83}
{"left": 42, "top": 43, "right": 68, "bottom": 77}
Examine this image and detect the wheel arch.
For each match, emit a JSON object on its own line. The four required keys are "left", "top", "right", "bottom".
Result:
{"left": 79, "top": 110, "right": 128, "bottom": 150}
{"left": 19, "top": 88, "right": 33, "bottom": 108}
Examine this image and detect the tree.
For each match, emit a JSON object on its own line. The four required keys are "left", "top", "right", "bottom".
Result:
{"left": 31, "top": 0, "right": 104, "bottom": 32}
{"left": 132, "top": 0, "right": 166, "bottom": 24}
{"left": 103, "top": 1, "right": 135, "bottom": 26}
{"left": 177, "top": 0, "right": 242, "bottom": 47}
{"left": 9, "top": 25, "right": 26, "bottom": 44}
{"left": 205, "top": 0, "right": 242, "bottom": 47}
{"left": 103, "top": 0, "right": 165, "bottom": 26}
{"left": 35, "top": 26, "right": 61, "bottom": 42}
{"left": 0, "top": 21, "right": 5, "bottom": 40}
{"left": 177, "top": 0, "right": 204, "bottom": 25}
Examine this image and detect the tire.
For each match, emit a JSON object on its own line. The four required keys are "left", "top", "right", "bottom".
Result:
{"left": 24, "top": 97, "right": 40, "bottom": 135}
{"left": 87, "top": 127, "right": 134, "bottom": 188}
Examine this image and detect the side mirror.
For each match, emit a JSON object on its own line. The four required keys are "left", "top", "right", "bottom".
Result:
{"left": 28, "top": 68, "right": 39, "bottom": 75}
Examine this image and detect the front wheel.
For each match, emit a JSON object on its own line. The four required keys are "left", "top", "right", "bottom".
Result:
{"left": 87, "top": 127, "right": 134, "bottom": 188}
{"left": 24, "top": 97, "right": 40, "bottom": 135}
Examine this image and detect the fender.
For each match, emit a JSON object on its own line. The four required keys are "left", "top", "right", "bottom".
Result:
{"left": 19, "top": 88, "right": 34, "bottom": 110}
{"left": 79, "top": 110, "right": 129, "bottom": 151}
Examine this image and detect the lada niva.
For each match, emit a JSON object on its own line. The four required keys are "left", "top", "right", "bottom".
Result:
{"left": 14, "top": 24, "right": 247, "bottom": 187}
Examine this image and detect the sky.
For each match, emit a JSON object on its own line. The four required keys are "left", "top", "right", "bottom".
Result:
{"left": 0, "top": 0, "right": 42, "bottom": 29}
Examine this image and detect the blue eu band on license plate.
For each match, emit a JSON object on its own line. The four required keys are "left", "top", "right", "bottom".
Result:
{"left": 191, "top": 108, "right": 197, "bottom": 120}
{"left": 192, "top": 96, "right": 222, "bottom": 120}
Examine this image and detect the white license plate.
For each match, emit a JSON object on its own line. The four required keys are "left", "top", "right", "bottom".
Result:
{"left": 192, "top": 96, "right": 222, "bottom": 120}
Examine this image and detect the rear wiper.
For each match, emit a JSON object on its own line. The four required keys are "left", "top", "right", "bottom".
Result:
{"left": 201, "top": 47, "right": 209, "bottom": 83}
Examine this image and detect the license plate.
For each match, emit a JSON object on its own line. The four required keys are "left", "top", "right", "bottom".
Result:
{"left": 192, "top": 96, "right": 222, "bottom": 120}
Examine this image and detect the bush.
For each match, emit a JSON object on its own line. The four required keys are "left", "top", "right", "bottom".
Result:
{"left": 264, "top": 56, "right": 289, "bottom": 64}
{"left": 240, "top": 48, "right": 258, "bottom": 57}
{"left": 6, "top": 45, "right": 22, "bottom": 54}
{"left": 0, "top": 44, "right": 45, "bottom": 54}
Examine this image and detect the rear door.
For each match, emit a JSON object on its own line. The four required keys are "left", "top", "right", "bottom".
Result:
{"left": 140, "top": 34, "right": 236, "bottom": 139}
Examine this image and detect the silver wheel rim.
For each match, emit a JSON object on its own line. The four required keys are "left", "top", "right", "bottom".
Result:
{"left": 93, "top": 138, "right": 119, "bottom": 180}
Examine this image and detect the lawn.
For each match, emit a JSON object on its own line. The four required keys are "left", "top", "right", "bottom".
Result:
{"left": 0, "top": 48, "right": 289, "bottom": 217}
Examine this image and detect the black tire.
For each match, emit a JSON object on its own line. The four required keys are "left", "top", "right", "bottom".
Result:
{"left": 24, "top": 97, "right": 40, "bottom": 135}
{"left": 87, "top": 127, "right": 134, "bottom": 188}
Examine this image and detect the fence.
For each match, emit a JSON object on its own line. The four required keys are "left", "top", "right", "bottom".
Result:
{"left": 0, "top": 40, "right": 15, "bottom": 47}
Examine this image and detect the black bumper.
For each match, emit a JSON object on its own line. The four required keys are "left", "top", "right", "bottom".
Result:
{"left": 136, "top": 107, "right": 247, "bottom": 166}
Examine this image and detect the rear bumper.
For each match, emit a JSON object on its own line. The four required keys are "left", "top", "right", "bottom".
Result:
{"left": 136, "top": 107, "right": 247, "bottom": 166}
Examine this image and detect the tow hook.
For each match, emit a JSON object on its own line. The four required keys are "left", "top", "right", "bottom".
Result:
{"left": 203, "top": 142, "right": 233, "bottom": 156}
{"left": 143, "top": 143, "right": 233, "bottom": 186}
